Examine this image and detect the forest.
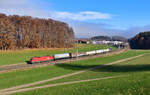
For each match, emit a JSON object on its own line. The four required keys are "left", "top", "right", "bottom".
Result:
{"left": 129, "top": 31, "right": 150, "bottom": 49}
{"left": 0, "top": 13, "right": 74, "bottom": 50}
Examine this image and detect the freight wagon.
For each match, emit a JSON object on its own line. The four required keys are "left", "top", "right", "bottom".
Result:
{"left": 53, "top": 53, "right": 71, "bottom": 60}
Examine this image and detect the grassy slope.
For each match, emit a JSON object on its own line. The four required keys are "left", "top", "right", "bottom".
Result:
{"left": 0, "top": 44, "right": 115, "bottom": 66}
{"left": 0, "top": 50, "right": 148, "bottom": 91}
{"left": 34, "top": 53, "right": 150, "bottom": 85}
{"left": 14, "top": 53, "right": 150, "bottom": 95}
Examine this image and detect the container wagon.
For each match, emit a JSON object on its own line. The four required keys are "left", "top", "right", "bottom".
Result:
{"left": 53, "top": 53, "right": 71, "bottom": 60}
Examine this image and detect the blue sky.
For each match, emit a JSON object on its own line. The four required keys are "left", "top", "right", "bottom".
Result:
{"left": 33, "top": 0, "right": 150, "bottom": 28}
{"left": 0, "top": 0, "right": 150, "bottom": 38}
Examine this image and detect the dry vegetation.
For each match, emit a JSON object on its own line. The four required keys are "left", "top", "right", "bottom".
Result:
{"left": 0, "top": 14, "right": 74, "bottom": 50}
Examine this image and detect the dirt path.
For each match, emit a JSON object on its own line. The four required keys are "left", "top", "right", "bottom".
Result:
{"left": 2, "top": 75, "right": 128, "bottom": 95}
{"left": 0, "top": 54, "right": 144, "bottom": 94}
{"left": 0, "top": 48, "right": 128, "bottom": 74}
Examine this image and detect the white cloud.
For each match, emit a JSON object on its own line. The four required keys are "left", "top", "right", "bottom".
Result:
{"left": 72, "top": 21, "right": 150, "bottom": 38}
{"left": 0, "top": 0, "right": 111, "bottom": 21}
{"left": 0, "top": 0, "right": 26, "bottom": 5}
{"left": 0, "top": 8, "right": 51, "bottom": 19}
{"left": 71, "top": 22, "right": 123, "bottom": 38}
{"left": 0, "top": 8, "right": 111, "bottom": 21}
{"left": 0, "top": 0, "right": 29, "bottom": 8}
{"left": 50, "top": 11, "right": 111, "bottom": 21}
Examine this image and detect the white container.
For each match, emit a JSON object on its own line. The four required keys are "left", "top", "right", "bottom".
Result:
{"left": 78, "top": 53, "right": 87, "bottom": 57}
{"left": 54, "top": 53, "right": 70, "bottom": 59}
{"left": 96, "top": 50, "right": 104, "bottom": 54}
{"left": 106, "top": 49, "right": 110, "bottom": 52}
{"left": 86, "top": 51, "right": 96, "bottom": 55}
{"left": 103, "top": 49, "right": 110, "bottom": 52}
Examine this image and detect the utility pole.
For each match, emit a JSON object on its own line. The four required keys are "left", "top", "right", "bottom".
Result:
{"left": 76, "top": 38, "right": 79, "bottom": 60}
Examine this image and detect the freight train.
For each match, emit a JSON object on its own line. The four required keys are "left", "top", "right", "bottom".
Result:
{"left": 29, "top": 48, "right": 112, "bottom": 64}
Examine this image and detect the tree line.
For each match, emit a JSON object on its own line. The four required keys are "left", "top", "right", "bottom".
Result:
{"left": 129, "top": 31, "right": 150, "bottom": 49}
{"left": 0, "top": 13, "right": 74, "bottom": 50}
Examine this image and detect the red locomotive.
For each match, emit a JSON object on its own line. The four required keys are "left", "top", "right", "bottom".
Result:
{"left": 30, "top": 56, "right": 53, "bottom": 64}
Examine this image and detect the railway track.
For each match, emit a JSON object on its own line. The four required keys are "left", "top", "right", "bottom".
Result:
{"left": 0, "top": 48, "right": 129, "bottom": 73}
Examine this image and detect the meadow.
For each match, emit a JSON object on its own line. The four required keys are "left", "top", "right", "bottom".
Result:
{"left": 12, "top": 50, "right": 150, "bottom": 95}
{"left": 0, "top": 50, "right": 149, "bottom": 95}
{"left": 0, "top": 44, "right": 115, "bottom": 66}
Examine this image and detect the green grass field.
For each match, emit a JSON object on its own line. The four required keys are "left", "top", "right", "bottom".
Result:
{"left": 11, "top": 50, "right": 150, "bottom": 95}
{"left": 0, "top": 44, "right": 115, "bottom": 66}
{"left": 0, "top": 50, "right": 150, "bottom": 95}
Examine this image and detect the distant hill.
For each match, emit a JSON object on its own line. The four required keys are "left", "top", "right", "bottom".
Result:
{"left": 91, "top": 36, "right": 111, "bottom": 41}
{"left": 129, "top": 31, "right": 150, "bottom": 49}
{"left": 91, "top": 35, "right": 127, "bottom": 42}
{"left": 112, "top": 36, "right": 127, "bottom": 42}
